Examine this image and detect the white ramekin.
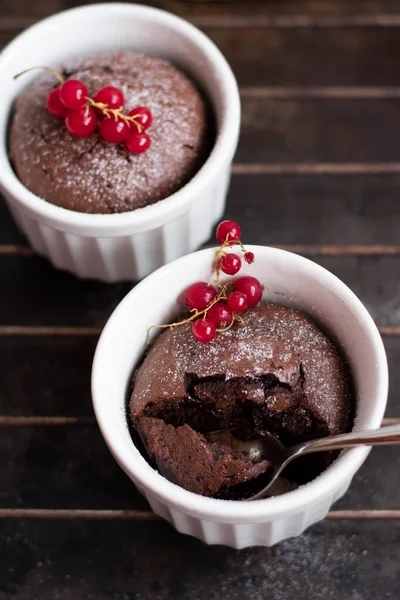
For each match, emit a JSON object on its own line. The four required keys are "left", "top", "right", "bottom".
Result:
{"left": 0, "top": 4, "right": 240, "bottom": 282}
{"left": 92, "top": 246, "right": 388, "bottom": 548}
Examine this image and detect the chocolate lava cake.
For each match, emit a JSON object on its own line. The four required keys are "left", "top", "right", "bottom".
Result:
{"left": 9, "top": 51, "right": 210, "bottom": 214}
{"left": 130, "top": 303, "right": 353, "bottom": 498}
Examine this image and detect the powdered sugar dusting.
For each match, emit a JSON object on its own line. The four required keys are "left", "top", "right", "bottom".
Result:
{"left": 132, "top": 303, "right": 353, "bottom": 434}
{"left": 9, "top": 52, "right": 210, "bottom": 214}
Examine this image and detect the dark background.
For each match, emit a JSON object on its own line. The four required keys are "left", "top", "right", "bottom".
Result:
{"left": 1, "top": 1, "right": 400, "bottom": 598}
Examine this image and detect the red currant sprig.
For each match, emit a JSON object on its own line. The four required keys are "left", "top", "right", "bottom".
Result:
{"left": 213, "top": 220, "right": 257, "bottom": 286}
{"left": 147, "top": 220, "right": 263, "bottom": 344}
{"left": 14, "top": 67, "right": 153, "bottom": 154}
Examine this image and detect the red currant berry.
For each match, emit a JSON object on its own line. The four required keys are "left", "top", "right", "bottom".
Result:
{"left": 47, "top": 87, "right": 68, "bottom": 118}
{"left": 125, "top": 131, "right": 151, "bottom": 154}
{"left": 220, "top": 253, "right": 241, "bottom": 276}
{"left": 129, "top": 106, "right": 153, "bottom": 130}
{"left": 65, "top": 107, "right": 97, "bottom": 138}
{"left": 227, "top": 291, "right": 248, "bottom": 313}
{"left": 185, "top": 282, "right": 217, "bottom": 312}
{"left": 207, "top": 302, "right": 233, "bottom": 329}
{"left": 192, "top": 319, "right": 216, "bottom": 343}
{"left": 233, "top": 276, "right": 263, "bottom": 308}
{"left": 244, "top": 252, "right": 255, "bottom": 265}
{"left": 60, "top": 79, "right": 88, "bottom": 110}
{"left": 94, "top": 86, "right": 125, "bottom": 110}
{"left": 216, "top": 220, "right": 242, "bottom": 245}
{"left": 100, "top": 117, "right": 130, "bottom": 144}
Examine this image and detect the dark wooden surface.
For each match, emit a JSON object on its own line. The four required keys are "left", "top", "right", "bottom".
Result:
{"left": 1, "top": 1, "right": 400, "bottom": 598}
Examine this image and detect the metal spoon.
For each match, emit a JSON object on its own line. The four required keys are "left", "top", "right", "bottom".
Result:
{"left": 231, "top": 424, "right": 400, "bottom": 501}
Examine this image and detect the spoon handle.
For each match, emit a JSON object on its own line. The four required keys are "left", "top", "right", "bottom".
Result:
{"left": 298, "top": 424, "right": 400, "bottom": 455}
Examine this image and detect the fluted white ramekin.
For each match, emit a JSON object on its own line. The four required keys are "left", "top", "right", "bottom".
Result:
{"left": 91, "top": 246, "right": 388, "bottom": 548}
{"left": 0, "top": 3, "right": 240, "bottom": 281}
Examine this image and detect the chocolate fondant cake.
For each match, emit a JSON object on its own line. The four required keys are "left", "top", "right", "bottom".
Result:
{"left": 9, "top": 52, "right": 210, "bottom": 214}
{"left": 130, "top": 303, "right": 353, "bottom": 498}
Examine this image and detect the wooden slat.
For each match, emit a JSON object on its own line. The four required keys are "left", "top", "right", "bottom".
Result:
{"left": 379, "top": 326, "right": 400, "bottom": 336}
{"left": 272, "top": 245, "right": 400, "bottom": 256}
{"left": 241, "top": 86, "right": 400, "bottom": 99}
{"left": 4, "top": 173, "right": 400, "bottom": 247}
{"left": 237, "top": 98, "right": 400, "bottom": 164}
{"left": 207, "top": 27, "right": 400, "bottom": 87}
{"left": 6, "top": 2, "right": 400, "bottom": 28}
{"left": 0, "top": 326, "right": 102, "bottom": 335}
{"left": 0, "top": 416, "right": 96, "bottom": 425}
{"left": 226, "top": 173, "right": 400, "bottom": 246}
{"left": 4, "top": 21, "right": 400, "bottom": 88}
{"left": 0, "top": 17, "right": 35, "bottom": 29}
{"left": 0, "top": 508, "right": 157, "bottom": 519}
{"left": 4, "top": 235, "right": 400, "bottom": 258}
{"left": 1, "top": 334, "right": 400, "bottom": 418}
{"left": 0, "top": 426, "right": 399, "bottom": 511}
{"left": 232, "top": 163, "right": 400, "bottom": 175}
{"left": 334, "top": 445, "right": 400, "bottom": 511}
{"left": 315, "top": 256, "right": 400, "bottom": 328}
{"left": 0, "top": 508, "right": 399, "bottom": 520}
{"left": 0, "top": 336, "right": 97, "bottom": 416}
{"left": 4, "top": 244, "right": 400, "bottom": 257}
{"left": 0, "top": 425, "right": 149, "bottom": 510}
{"left": 0, "top": 0, "right": 62, "bottom": 19}
{"left": 3, "top": 0, "right": 400, "bottom": 17}
{"left": 0, "top": 198, "right": 25, "bottom": 244}
{"left": 0, "top": 255, "right": 398, "bottom": 326}
{"left": 0, "top": 245, "right": 33, "bottom": 255}
{"left": 192, "top": 14, "right": 400, "bottom": 28}
{"left": 0, "top": 254, "right": 132, "bottom": 326}
{"left": 2, "top": 30, "right": 400, "bottom": 90}
{"left": 160, "top": 0, "right": 400, "bottom": 22}
{"left": 0, "top": 417, "right": 398, "bottom": 426}
{"left": 328, "top": 510, "right": 400, "bottom": 519}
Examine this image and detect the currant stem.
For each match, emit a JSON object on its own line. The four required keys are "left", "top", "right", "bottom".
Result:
{"left": 86, "top": 98, "right": 144, "bottom": 133}
{"left": 147, "top": 283, "right": 232, "bottom": 343}
{"left": 14, "top": 66, "right": 65, "bottom": 85}
{"left": 213, "top": 239, "right": 231, "bottom": 287}
{"left": 213, "top": 234, "right": 253, "bottom": 287}
{"left": 238, "top": 240, "right": 248, "bottom": 254}
{"left": 216, "top": 315, "right": 237, "bottom": 333}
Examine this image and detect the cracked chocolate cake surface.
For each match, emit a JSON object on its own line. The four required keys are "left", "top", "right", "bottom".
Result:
{"left": 9, "top": 52, "right": 210, "bottom": 214}
{"left": 130, "top": 303, "right": 353, "bottom": 498}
